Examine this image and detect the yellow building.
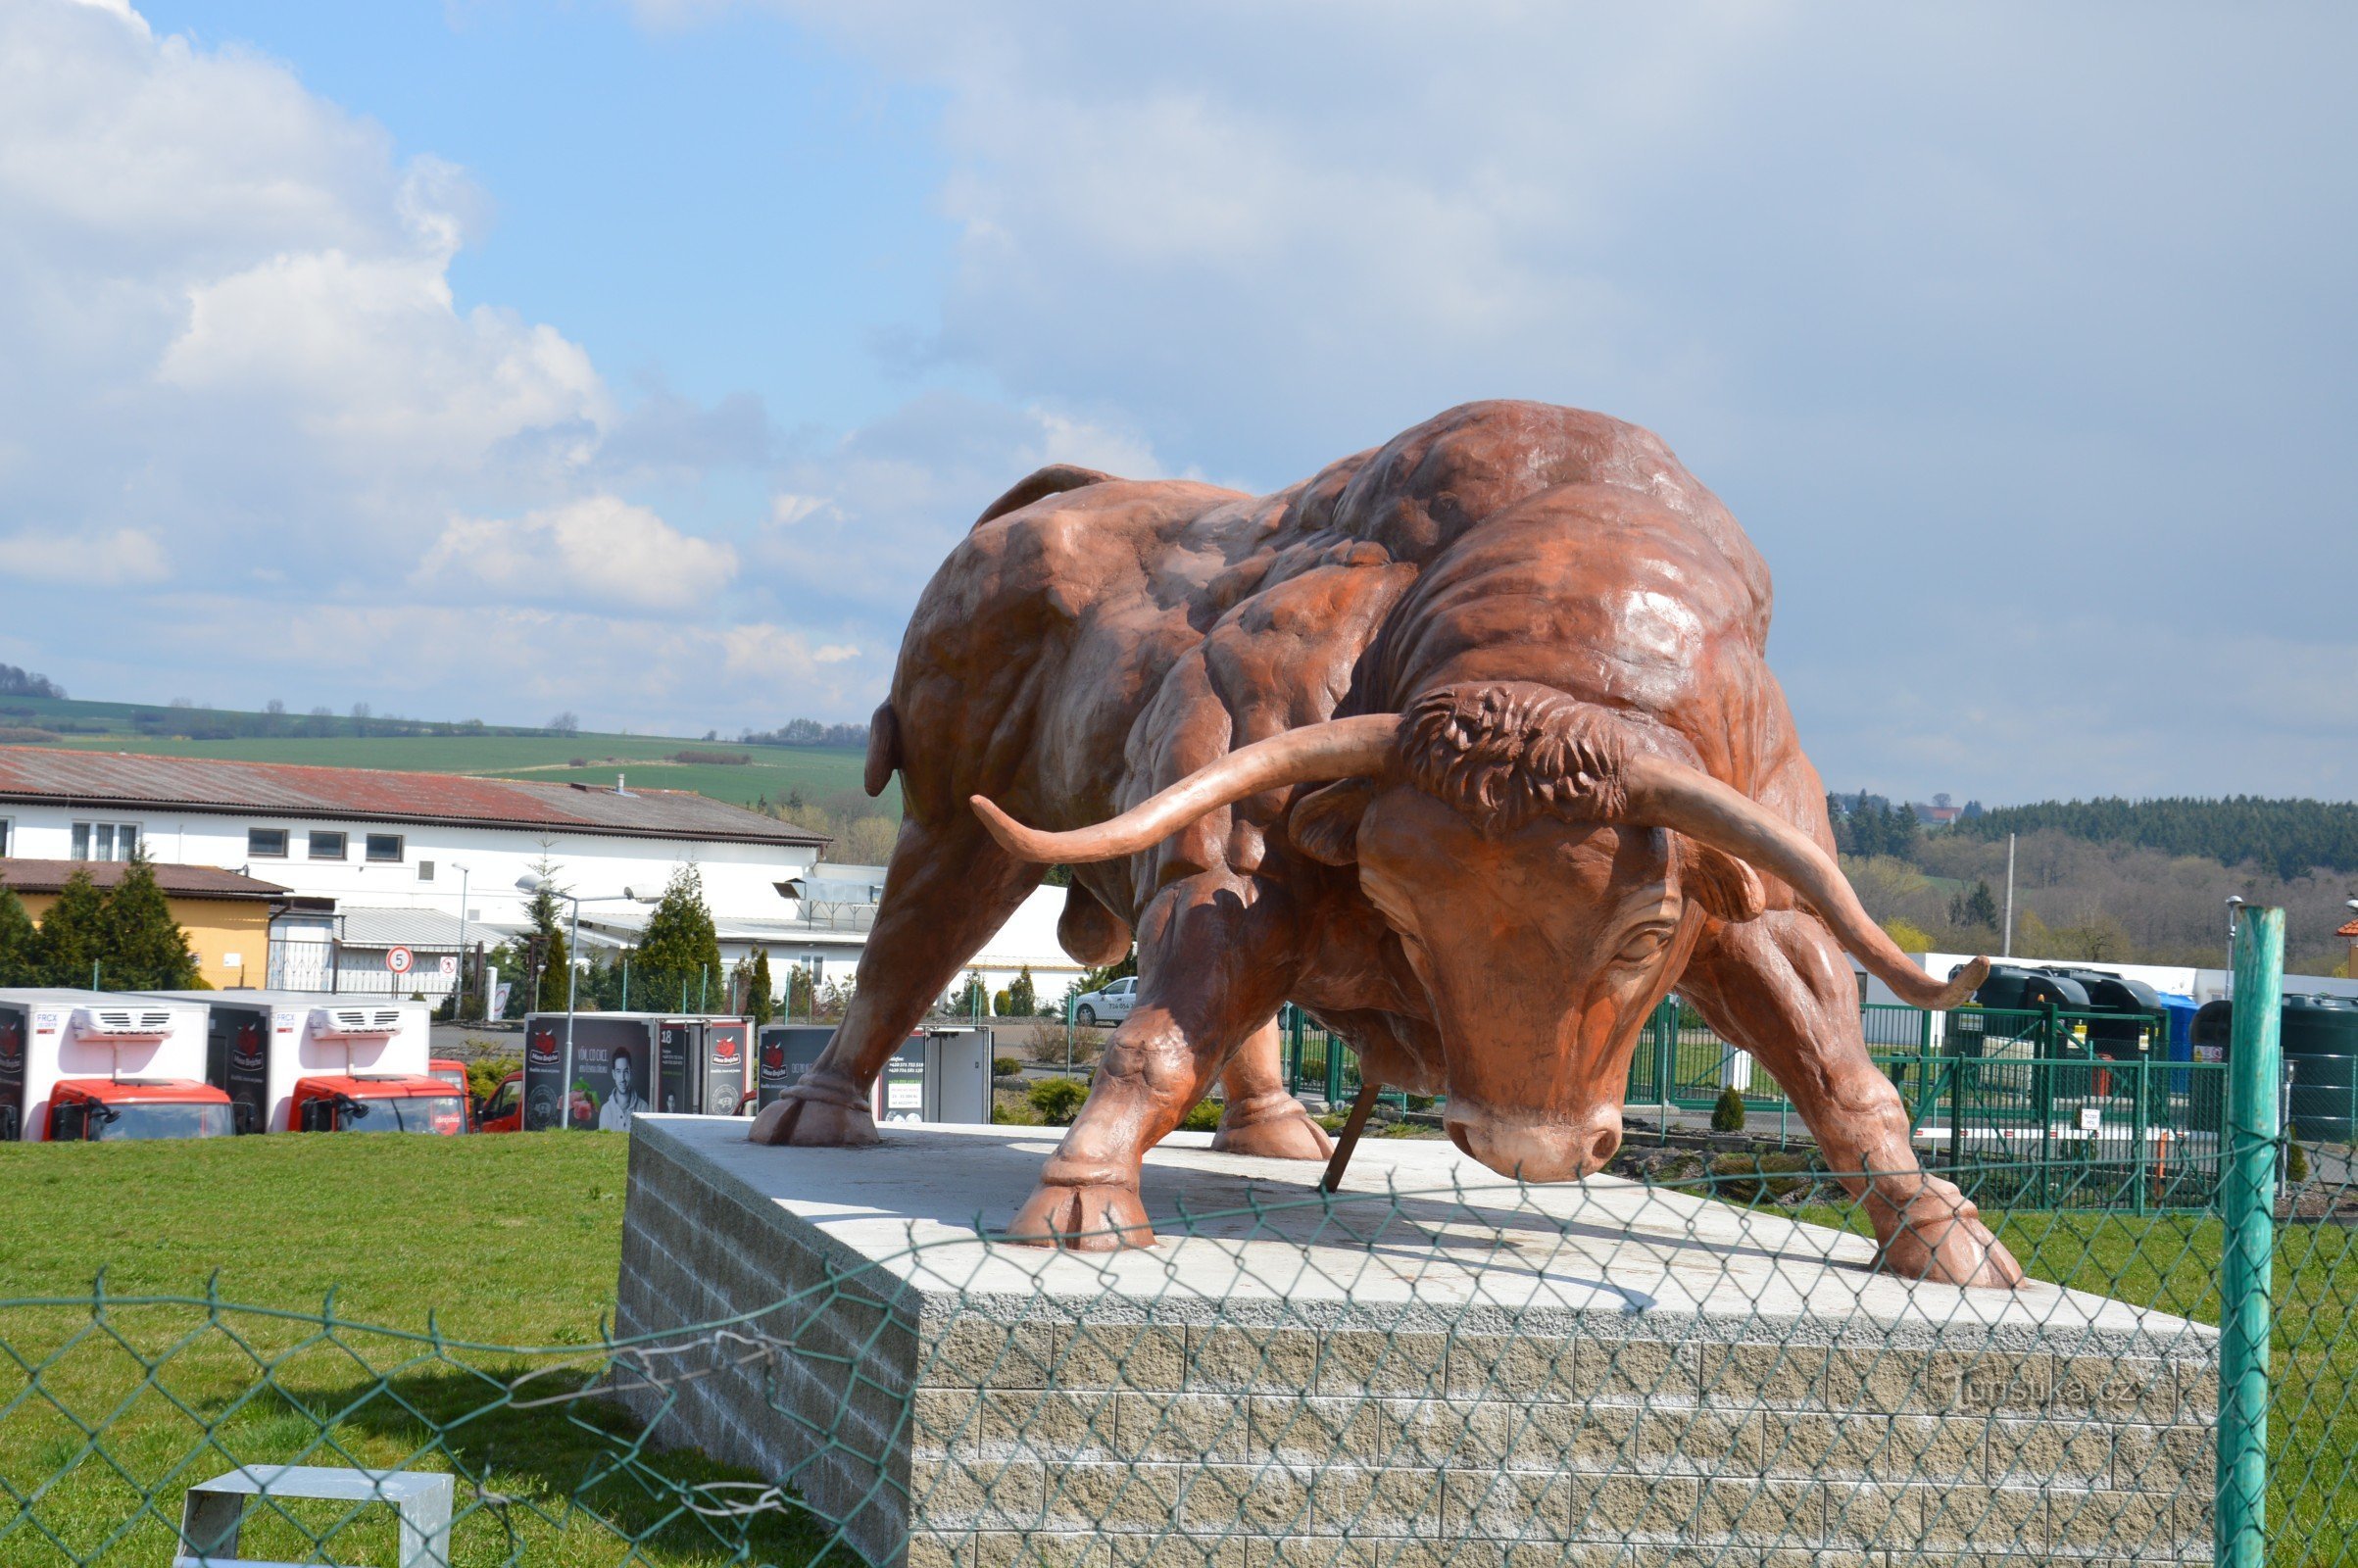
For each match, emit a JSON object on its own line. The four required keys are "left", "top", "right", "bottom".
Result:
{"left": 0, "top": 859, "right": 289, "bottom": 989}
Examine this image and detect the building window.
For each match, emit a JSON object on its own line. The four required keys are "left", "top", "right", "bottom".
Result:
{"left": 418, "top": 859, "right": 435, "bottom": 881}
{"left": 71, "top": 821, "right": 140, "bottom": 861}
{"left": 309, "top": 830, "right": 347, "bottom": 860}
{"left": 248, "top": 828, "right": 289, "bottom": 858}
{"left": 366, "top": 833, "right": 404, "bottom": 863}
{"left": 0, "top": 818, "right": 9, "bottom": 857}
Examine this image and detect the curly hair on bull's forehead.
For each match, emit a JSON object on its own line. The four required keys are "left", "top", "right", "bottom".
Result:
{"left": 1396, "top": 683, "right": 1631, "bottom": 832}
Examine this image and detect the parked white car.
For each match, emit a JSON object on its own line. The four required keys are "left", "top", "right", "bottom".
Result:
{"left": 1072, "top": 976, "right": 1137, "bottom": 1027}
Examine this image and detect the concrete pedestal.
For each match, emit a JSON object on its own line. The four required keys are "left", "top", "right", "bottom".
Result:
{"left": 614, "top": 1116, "right": 2215, "bottom": 1567}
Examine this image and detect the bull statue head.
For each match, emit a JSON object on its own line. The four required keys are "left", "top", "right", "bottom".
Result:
{"left": 970, "top": 681, "right": 1985, "bottom": 1184}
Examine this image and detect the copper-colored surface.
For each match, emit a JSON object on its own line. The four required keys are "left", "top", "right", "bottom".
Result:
{"left": 749, "top": 400, "right": 2019, "bottom": 1289}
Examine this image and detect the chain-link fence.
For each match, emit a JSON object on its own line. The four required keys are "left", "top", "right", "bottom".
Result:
{"left": 2, "top": 911, "right": 2345, "bottom": 1565}
{"left": 0, "top": 1149, "right": 2346, "bottom": 1566}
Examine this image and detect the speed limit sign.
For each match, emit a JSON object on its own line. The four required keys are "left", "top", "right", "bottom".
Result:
{"left": 385, "top": 945, "right": 415, "bottom": 975}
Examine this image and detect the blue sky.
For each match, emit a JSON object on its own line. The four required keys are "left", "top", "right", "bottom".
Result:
{"left": 1, "top": 0, "right": 2352, "bottom": 804}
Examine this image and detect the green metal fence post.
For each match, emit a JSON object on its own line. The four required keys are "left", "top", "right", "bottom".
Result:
{"left": 620, "top": 959, "right": 628, "bottom": 1011}
{"left": 1324, "top": 1024, "right": 1344, "bottom": 1106}
{"left": 2132, "top": 1054, "right": 2149, "bottom": 1218}
{"left": 2218, "top": 905, "right": 2283, "bottom": 1568}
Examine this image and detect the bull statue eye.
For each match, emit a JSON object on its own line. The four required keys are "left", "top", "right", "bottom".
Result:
{"left": 1617, "top": 925, "right": 1673, "bottom": 965}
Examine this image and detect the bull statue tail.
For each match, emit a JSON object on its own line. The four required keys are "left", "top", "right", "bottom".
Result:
{"left": 862, "top": 701, "right": 901, "bottom": 799}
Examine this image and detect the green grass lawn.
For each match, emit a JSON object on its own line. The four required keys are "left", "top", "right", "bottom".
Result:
{"left": 7, "top": 1133, "right": 2356, "bottom": 1566}
{"left": 0, "top": 1134, "right": 845, "bottom": 1567}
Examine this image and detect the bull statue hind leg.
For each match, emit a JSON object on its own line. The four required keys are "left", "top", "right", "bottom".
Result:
{"left": 749, "top": 809, "right": 1042, "bottom": 1148}
{"left": 1206, "top": 1016, "right": 1335, "bottom": 1161}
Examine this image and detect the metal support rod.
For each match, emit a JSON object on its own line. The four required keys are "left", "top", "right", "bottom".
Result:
{"left": 2218, "top": 904, "right": 2283, "bottom": 1568}
{"left": 1320, "top": 1079, "right": 1384, "bottom": 1194}
{"left": 562, "top": 895, "right": 581, "bottom": 1130}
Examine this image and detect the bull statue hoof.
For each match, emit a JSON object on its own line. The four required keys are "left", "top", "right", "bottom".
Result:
{"left": 1005, "top": 1180, "right": 1156, "bottom": 1250}
{"left": 1871, "top": 1184, "right": 2026, "bottom": 1289}
{"left": 1207, "top": 1091, "right": 1335, "bottom": 1161}
{"left": 747, "top": 1076, "right": 881, "bottom": 1149}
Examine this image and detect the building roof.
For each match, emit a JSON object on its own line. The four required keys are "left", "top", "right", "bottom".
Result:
{"left": 0, "top": 858, "right": 288, "bottom": 902}
{"left": 328, "top": 906, "right": 525, "bottom": 951}
{"left": 0, "top": 747, "right": 829, "bottom": 849}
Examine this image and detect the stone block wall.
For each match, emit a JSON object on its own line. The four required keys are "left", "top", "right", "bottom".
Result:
{"left": 614, "top": 1123, "right": 2217, "bottom": 1568}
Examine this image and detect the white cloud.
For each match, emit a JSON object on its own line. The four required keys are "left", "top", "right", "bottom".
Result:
{"left": 418, "top": 496, "right": 737, "bottom": 612}
{"left": 0, "top": 526, "right": 168, "bottom": 585}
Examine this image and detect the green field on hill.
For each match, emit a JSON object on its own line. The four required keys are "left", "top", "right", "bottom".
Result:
{"left": 1, "top": 696, "right": 889, "bottom": 814}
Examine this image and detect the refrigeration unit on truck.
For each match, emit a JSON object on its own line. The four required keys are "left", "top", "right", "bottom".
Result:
{"left": 0, "top": 990, "right": 227, "bottom": 1143}
{"left": 756, "top": 1024, "right": 993, "bottom": 1124}
{"left": 141, "top": 992, "right": 433, "bottom": 1135}
{"left": 518, "top": 1012, "right": 751, "bottom": 1131}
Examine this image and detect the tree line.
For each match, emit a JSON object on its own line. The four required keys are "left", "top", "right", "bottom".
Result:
{"left": 0, "top": 663, "right": 65, "bottom": 700}
{"left": 0, "top": 858, "right": 203, "bottom": 989}
{"left": 1954, "top": 797, "right": 2358, "bottom": 880}
{"left": 740, "top": 718, "right": 869, "bottom": 750}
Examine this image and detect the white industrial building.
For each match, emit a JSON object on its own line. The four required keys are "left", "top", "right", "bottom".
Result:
{"left": 0, "top": 747, "right": 1080, "bottom": 1005}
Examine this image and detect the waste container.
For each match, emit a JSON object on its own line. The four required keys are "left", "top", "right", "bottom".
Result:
{"left": 2282, "top": 994, "right": 2358, "bottom": 1141}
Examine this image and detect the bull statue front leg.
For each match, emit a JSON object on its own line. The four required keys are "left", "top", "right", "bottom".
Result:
{"left": 1008, "top": 871, "right": 1299, "bottom": 1249}
{"left": 1680, "top": 910, "right": 2025, "bottom": 1289}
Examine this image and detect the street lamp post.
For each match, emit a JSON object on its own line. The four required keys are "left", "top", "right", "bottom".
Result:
{"left": 452, "top": 862, "right": 471, "bottom": 1020}
{"left": 516, "top": 875, "right": 657, "bottom": 1126}
{"left": 2226, "top": 897, "right": 2246, "bottom": 1002}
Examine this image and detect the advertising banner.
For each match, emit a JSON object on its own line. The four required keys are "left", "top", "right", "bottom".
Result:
{"left": 206, "top": 1005, "right": 271, "bottom": 1136}
{"left": 658, "top": 1022, "right": 694, "bottom": 1113}
{"left": 0, "top": 1005, "right": 24, "bottom": 1143}
{"left": 523, "top": 1015, "right": 653, "bottom": 1131}
{"left": 756, "top": 1025, "right": 835, "bottom": 1109}
{"left": 704, "top": 1022, "right": 748, "bottom": 1116}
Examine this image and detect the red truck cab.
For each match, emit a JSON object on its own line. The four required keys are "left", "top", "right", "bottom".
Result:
{"left": 46, "top": 1078, "right": 234, "bottom": 1142}
{"left": 472, "top": 1069, "right": 590, "bottom": 1134}
{"left": 290, "top": 1073, "right": 467, "bottom": 1135}
{"left": 427, "top": 1057, "right": 474, "bottom": 1132}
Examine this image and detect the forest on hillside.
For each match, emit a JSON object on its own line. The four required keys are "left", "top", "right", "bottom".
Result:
{"left": 1954, "top": 797, "right": 2358, "bottom": 880}
{"left": 1829, "top": 794, "right": 2358, "bottom": 975}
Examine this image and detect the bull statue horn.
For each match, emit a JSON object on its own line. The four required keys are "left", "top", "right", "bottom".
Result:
{"left": 970, "top": 714, "right": 1400, "bottom": 863}
{"left": 1619, "top": 753, "right": 1990, "bottom": 1010}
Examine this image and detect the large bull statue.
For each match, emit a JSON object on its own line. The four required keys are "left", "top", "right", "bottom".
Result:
{"left": 752, "top": 400, "right": 2022, "bottom": 1289}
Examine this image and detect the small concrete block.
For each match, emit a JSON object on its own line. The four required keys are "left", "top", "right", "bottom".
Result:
{"left": 923, "top": 1321, "right": 1060, "bottom": 1389}
{"left": 1762, "top": 1410, "right": 1979, "bottom": 1484}
{"left": 1119, "top": 1391, "right": 1251, "bottom": 1462}
{"left": 2052, "top": 1355, "right": 2179, "bottom": 1423}
{"left": 1823, "top": 1348, "right": 1961, "bottom": 1415}
{"left": 1311, "top": 1330, "right": 1450, "bottom": 1396}
{"left": 1821, "top": 1480, "right": 2044, "bottom": 1553}
{"left": 1444, "top": 1333, "right": 1581, "bottom": 1400}
{"left": 1689, "top": 1343, "right": 1825, "bottom": 1406}
{"left": 2108, "top": 1421, "right": 2216, "bottom": 1493}
{"left": 909, "top": 1455, "right": 1050, "bottom": 1532}
{"left": 1956, "top": 1350, "right": 2054, "bottom": 1415}
{"left": 1185, "top": 1327, "right": 1321, "bottom": 1394}
{"left": 1061, "top": 1324, "right": 1190, "bottom": 1391}
{"left": 1042, "top": 1462, "right": 1188, "bottom": 1534}
{"left": 1685, "top": 1475, "right": 1825, "bottom": 1546}
{"left": 1577, "top": 1334, "right": 1693, "bottom": 1400}
{"left": 2045, "top": 1486, "right": 2213, "bottom": 1558}
{"left": 1984, "top": 1414, "right": 2115, "bottom": 1487}
{"left": 1304, "top": 1462, "right": 1447, "bottom": 1536}
{"left": 1442, "top": 1466, "right": 1575, "bottom": 1540}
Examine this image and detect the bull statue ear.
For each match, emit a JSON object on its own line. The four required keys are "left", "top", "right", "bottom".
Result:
{"left": 1289, "top": 778, "right": 1378, "bottom": 866}
{"left": 1681, "top": 840, "right": 1766, "bottom": 924}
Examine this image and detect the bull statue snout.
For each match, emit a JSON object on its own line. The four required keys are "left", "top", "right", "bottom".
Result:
{"left": 1445, "top": 1102, "right": 1623, "bottom": 1183}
